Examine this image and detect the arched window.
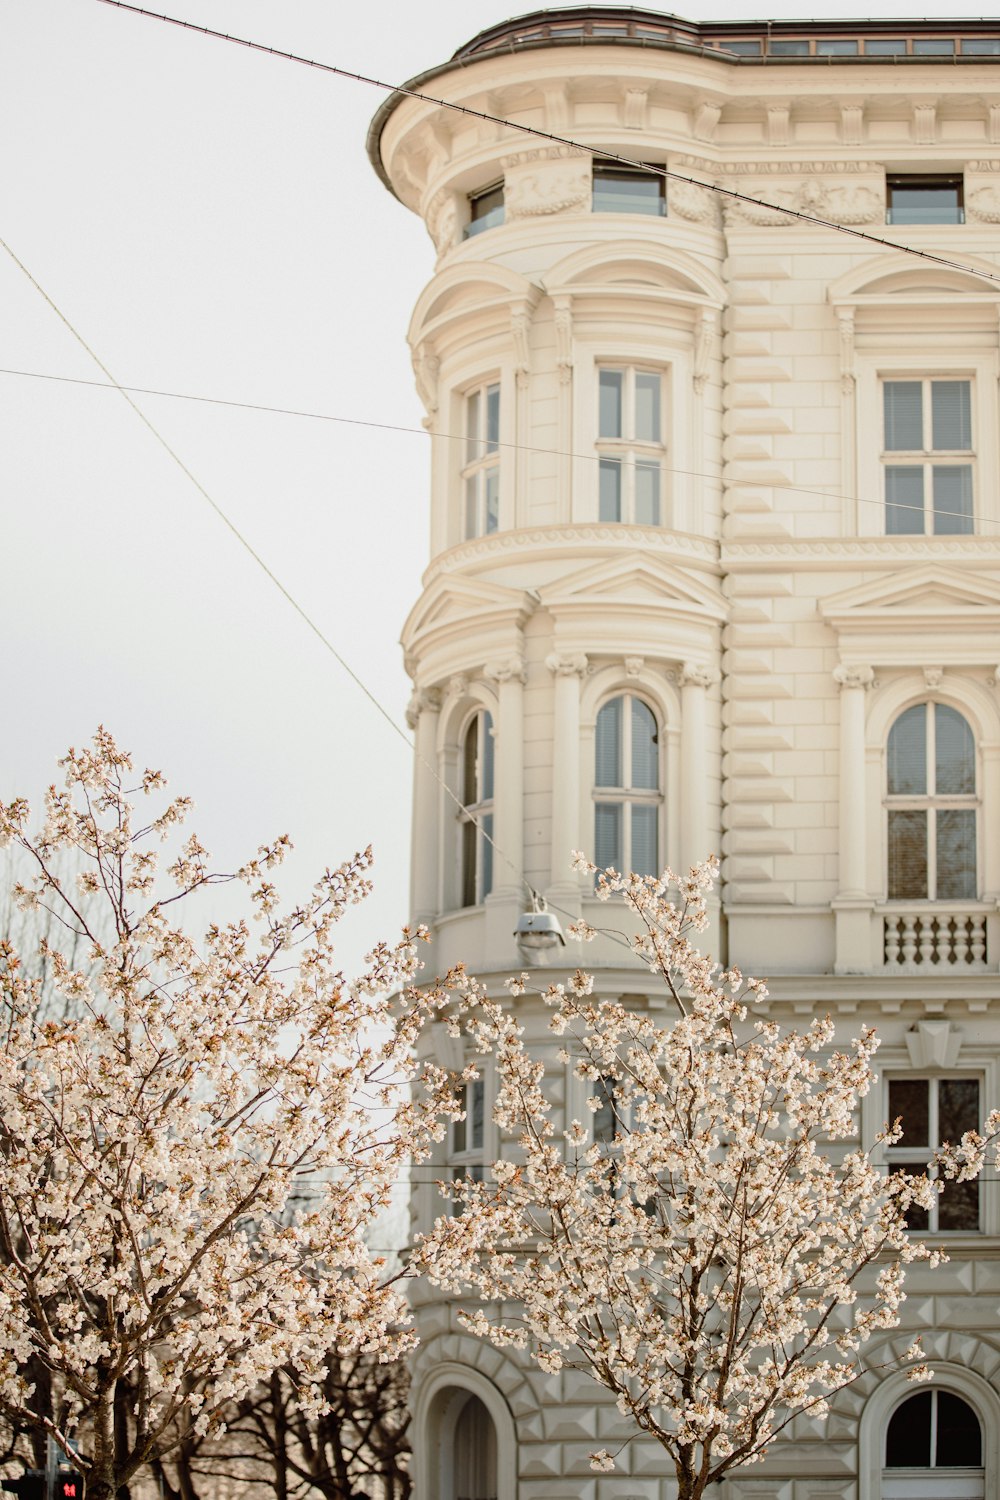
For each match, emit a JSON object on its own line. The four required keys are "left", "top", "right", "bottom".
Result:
{"left": 886, "top": 702, "right": 977, "bottom": 901}
{"left": 453, "top": 1392, "right": 498, "bottom": 1500}
{"left": 593, "top": 694, "right": 661, "bottom": 875}
{"left": 883, "top": 1389, "right": 984, "bottom": 1498}
{"left": 460, "top": 711, "right": 494, "bottom": 907}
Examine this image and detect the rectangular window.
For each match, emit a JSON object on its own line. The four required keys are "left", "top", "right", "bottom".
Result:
{"left": 465, "top": 183, "right": 504, "bottom": 238}
{"left": 593, "top": 161, "right": 666, "bottom": 216}
{"left": 452, "top": 1077, "right": 485, "bottom": 1159}
{"left": 864, "top": 38, "right": 907, "bottom": 54}
{"left": 881, "top": 378, "right": 974, "bottom": 535}
{"left": 886, "top": 174, "right": 964, "bottom": 225}
{"left": 816, "top": 39, "right": 859, "bottom": 55}
{"left": 769, "top": 39, "right": 810, "bottom": 55}
{"left": 887, "top": 1077, "right": 980, "bottom": 1232}
{"left": 716, "top": 39, "right": 762, "bottom": 56}
{"left": 597, "top": 367, "right": 666, "bottom": 525}
{"left": 462, "top": 382, "right": 500, "bottom": 538}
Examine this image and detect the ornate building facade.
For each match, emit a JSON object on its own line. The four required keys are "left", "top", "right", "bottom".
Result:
{"left": 367, "top": 10, "right": 1000, "bottom": 1497}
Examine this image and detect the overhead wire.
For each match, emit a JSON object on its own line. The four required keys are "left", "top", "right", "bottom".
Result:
{"left": 0, "top": 238, "right": 638, "bottom": 955}
{"left": 94, "top": 0, "right": 1000, "bottom": 289}
{"left": 1, "top": 363, "right": 993, "bottom": 535}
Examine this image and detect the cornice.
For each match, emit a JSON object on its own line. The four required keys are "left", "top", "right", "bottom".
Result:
{"left": 423, "top": 523, "right": 721, "bottom": 584}
{"left": 722, "top": 535, "right": 1000, "bottom": 571}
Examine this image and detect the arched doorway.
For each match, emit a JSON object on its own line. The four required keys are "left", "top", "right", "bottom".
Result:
{"left": 452, "top": 1392, "right": 498, "bottom": 1500}
{"left": 413, "top": 1363, "right": 516, "bottom": 1500}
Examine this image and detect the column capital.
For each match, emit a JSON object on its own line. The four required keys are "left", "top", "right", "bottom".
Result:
{"left": 680, "top": 661, "right": 720, "bottom": 690}
{"left": 405, "top": 687, "right": 442, "bottom": 730}
{"left": 546, "top": 651, "right": 589, "bottom": 678}
{"left": 484, "top": 656, "right": 527, "bottom": 686}
{"left": 833, "top": 663, "right": 874, "bottom": 691}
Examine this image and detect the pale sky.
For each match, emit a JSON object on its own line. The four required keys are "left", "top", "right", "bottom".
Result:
{"left": 2, "top": 0, "right": 959, "bottom": 973}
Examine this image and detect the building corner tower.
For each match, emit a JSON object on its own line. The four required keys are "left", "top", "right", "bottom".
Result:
{"left": 369, "top": 9, "right": 1000, "bottom": 1499}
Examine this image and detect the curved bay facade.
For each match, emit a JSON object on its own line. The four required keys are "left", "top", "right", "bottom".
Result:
{"left": 369, "top": 10, "right": 1000, "bottom": 1497}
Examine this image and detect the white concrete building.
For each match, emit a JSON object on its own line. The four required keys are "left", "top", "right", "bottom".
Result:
{"left": 367, "top": 10, "right": 1000, "bottom": 1497}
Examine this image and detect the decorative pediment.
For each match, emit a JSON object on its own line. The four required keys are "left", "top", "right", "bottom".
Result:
{"left": 539, "top": 554, "right": 726, "bottom": 623}
{"left": 408, "top": 261, "right": 541, "bottom": 351}
{"left": 401, "top": 573, "right": 536, "bottom": 659}
{"left": 820, "top": 566, "right": 1000, "bottom": 634}
{"left": 544, "top": 240, "right": 726, "bottom": 310}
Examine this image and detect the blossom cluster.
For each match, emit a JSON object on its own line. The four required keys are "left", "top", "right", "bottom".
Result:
{"left": 0, "top": 730, "right": 457, "bottom": 1499}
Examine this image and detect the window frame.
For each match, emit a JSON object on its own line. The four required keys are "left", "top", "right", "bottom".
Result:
{"left": 854, "top": 354, "right": 998, "bottom": 539}
{"left": 464, "top": 181, "right": 505, "bottom": 238}
{"left": 592, "top": 159, "right": 667, "bottom": 217}
{"left": 884, "top": 1074, "right": 983, "bottom": 1234}
{"left": 458, "top": 708, "right": 495, "bottom": 909}
{"left": 883, "top": 699, "right": 979, "bottom": 904}
{"left": 880, "top": 377, "right": 975, "bottom": 536}
{"left": 461, "top": 380, "right": 501, "bottom": 540}
{"left": 886, "top": 173, "right": 965, "bottom": 226}
{"left": 592, "top": 692, "right": 663, "bottom": 876}
{"left": 596, "top": 364, "right": 668, "bottom": 526}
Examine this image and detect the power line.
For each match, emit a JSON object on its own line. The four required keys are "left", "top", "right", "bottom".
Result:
{"left": 95, "top": 0, "right": 1000, "bottom": 289}
{"left": 3, "top": 363, "right": 995, "bottom": 535}
{"left": 0, "top": 238, "right": 636, "bottom": 955}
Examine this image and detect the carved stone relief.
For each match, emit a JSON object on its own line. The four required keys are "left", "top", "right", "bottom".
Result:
{"left": 425, "top": 190, "right": 461, "bottom": 255}
{"left": 722, "top": 178, "right": 881, "bottom": 228}
{"left": 669, "top": 179, "right": 719, "bottom": 225}
{"left": 967, "top": 186, "right": 1000, "bottom": 223}
{"left": 504, "top": 148, "right": 591, "bottom": 219}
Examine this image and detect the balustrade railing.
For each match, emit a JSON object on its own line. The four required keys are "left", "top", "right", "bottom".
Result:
{"left": 882, "top": 906, "right": 989, "bottom": 970}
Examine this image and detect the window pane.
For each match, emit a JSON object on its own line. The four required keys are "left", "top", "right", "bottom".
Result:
{"left": 889, "top": 1079, "right": 929, "bottom": 1147}
{"left": 595, "top": 802, "right": 623, "bottom": 869}
{"left": 817, "top": 39, "right": 858, "bottom": 54}
{"left": 631, "top": 804, "right": 658, "bottom": 877}
{"left": 467, "top": 185, "right": 504, "bottom": 236}
{"left": 938, "top": 1178, "right": 980, "bottom": 1232}
{"left": 634, "top": 373, "right": 661, "bottom": 442}
{"left": 481, "top": 712, "right": 494, "bottom": 801}
{"left": 486, "top": 383, "right": 500, "bottom": 452}
{"left": 593, "top": 1077, "right": 616, "bottom": 1143}
{"left": 453, "top": 1089, "right": 467, "bottom": 1155}
{"left": 485, "top": 468, "right": 500, "bottom": 534}
{"left": 599, "top": 370, "right": 623, "bottom": 437}
{"left": 635, "top": 461, "right": 661, "bottom": 525}
{"left": 464, "top": 476, "right": 479, "bottom": 539}
{"left": 932, "top": 465, "right": 973, "bottom": 535}
{"left": 888, "top": 705, "right": 927, "bottom": 796}
{"left": 913, "top": 37, "right": 954, "bottom": 54}
{"left": 936, "top": 809, "right": 976, "bottom": 900}
{"left": 888, "top": 810, "right": 928, "bottom": 900}
{"left": 886, "top": 1392, "right": 932, "bottom": 1468}
{"left": 769, "top": 39, "right": 809, "bottom": 55}
{"left": 888, "top": 178, "right": 963, "bottom": 224}
{"left": 593, "top": 168, "right": 664, "bottom": 216}
{"left": 481, "top": 812, "right": 493, "bottom": 900}
{"left": 595, "top": 698, "right": 623, "bottom": 787}
{"left": 886, "top": 1391, "right": 932, "bottom": 1467}
{"left": 461, "top": 820, "right": 477, "bottom": 908}
{"left": 935, "top": 706, "right": 975, "bottom": 796}
{"left": 470, "top": 1078, "right": 485, "bottom": 1150}
{"left": 885, "top": 467, "right": 924, "bottom": 534}
{"left": 631, "top": 699, "right": 659, "bottom": 789}
{"left": 465, "top": 390, "right": 480, "bottom": 463}
{"left": 463, "top": 717, "right": 479, "bottom": 803}
{"left": 884, "top": 382, "right": 923, "bottom": 450}
{"left": 963, "top": 37, "right": 1000, "bottom": 54}
{"left": 936, "top": 1392, "right": 982, "bottom": 1465}
{"left": 599, "top": 459, "right": 622, "bottom": 522}
{"left": 931, "top": 381, "right": 971, "bottom": 451}
{"left": 939, "top": 1079, "right": 979, "bottom": 1142}
{"left": 865, "top": 38, "right": 907, "bottom": 53}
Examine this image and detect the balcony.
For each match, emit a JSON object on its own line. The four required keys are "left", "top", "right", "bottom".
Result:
{"left": 881, "top": 904, "right": 991, "bottom": 971}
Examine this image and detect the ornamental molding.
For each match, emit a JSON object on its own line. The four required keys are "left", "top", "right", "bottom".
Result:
{"left": 967, "top": 185, "right": 1000, "bottom": 224}
{"left": 429, "top": 523, "right": 721, "bottom": 577}
{"left": 505, "top": 164, "right": 591, "bottom": 220}
{"left": 669, "top": 179, "right": 719, "bottom": 225}
{"left": 680, "top": 661, "right": 721, "bottom": 689}
{"left": 425, "top": 189, "right": 461, "bottom": 256}
{"left": 405, "top": 686, "right": 443, "bottom": 728}
{"left": 722, "top": 536, "right": 1000, "bottom": 570}
{"left": 624, "top": 655, "right": 644, "bottom": 678}
{"left": 905, "top": 1019, "right": 962, "bottom": 1069}
{"left": 500, "top": 145, "right": 588, "bottom": 169}
{"left": 713, "top": 159, "right": 882, "bottom": 176}
{"left": 722, "top": 179, "right": 882, "bottom": 227}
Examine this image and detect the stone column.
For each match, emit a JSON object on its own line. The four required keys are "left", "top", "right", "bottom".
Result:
{"left": 833, "top": 663, "right": 875, "bottom": 973}
{"left": 546, "top": 652, "right": 588, "bottom": 899}
{"left": 679, "top": 662, "right": 719, "bottom": 873}
{"left": 484, "top": 656, "right": 526, "bottom": 897}
{"left": 406, "top": 687, "right": 442, "bottom": 926}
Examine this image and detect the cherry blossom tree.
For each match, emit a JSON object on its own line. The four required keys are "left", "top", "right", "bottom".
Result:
{"left": 0, "top": 730, "right": 454, "bottom": 1500}
{"left": 422, "top": 856, "right": 997, "bottom": 1500}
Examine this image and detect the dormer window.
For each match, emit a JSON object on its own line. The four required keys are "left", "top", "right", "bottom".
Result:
{"left": 465, "top": 183, "right": 504, "bottom": 238}
{"left": 886, "top": 174, "right": 964, "bottom": 225}
{"left": 592, "top": 161, "right": 665, "bottom": 216}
